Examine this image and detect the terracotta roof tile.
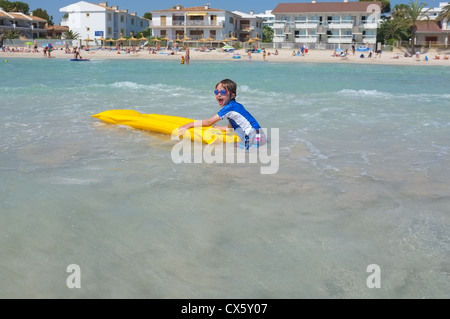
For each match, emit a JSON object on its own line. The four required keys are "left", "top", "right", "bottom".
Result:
{"left": 416, "top": 20, "right": 444, "bottom": 32}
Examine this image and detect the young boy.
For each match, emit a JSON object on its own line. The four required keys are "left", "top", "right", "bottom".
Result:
{"left": 177, "top": 79, "right": 266, "bottom": 149}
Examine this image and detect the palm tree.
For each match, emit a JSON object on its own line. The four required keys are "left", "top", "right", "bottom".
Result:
{"left": 378, "top": 18, "right": 410, "bottom": 45}
{"left": 63, "top": 30, "right": 80, "bottom": 40}
{"left": 436, "top": 4, "right": 450, "bottom": 22}
{"left": 403, "top": 0, "right": 430, "bottom": 52}
{"left": 0, "top": 30, "right": 21, "bottom": 39}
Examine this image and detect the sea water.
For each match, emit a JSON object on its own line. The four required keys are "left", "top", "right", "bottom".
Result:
{"left": 0, "top": 57, "right": 449, "bottom": 298}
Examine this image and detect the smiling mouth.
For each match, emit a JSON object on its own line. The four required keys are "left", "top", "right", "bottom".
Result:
{"left": 217, "top": 97, "right": 225, "bottom": 105}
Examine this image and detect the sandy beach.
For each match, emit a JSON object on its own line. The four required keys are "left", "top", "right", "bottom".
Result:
{"left": 2, "top": 45, "right": 450, "bottom": 66}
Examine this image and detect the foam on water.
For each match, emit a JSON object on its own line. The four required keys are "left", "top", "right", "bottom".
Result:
{"left": 1, "top": 58, "right": 449, "bottom": 298}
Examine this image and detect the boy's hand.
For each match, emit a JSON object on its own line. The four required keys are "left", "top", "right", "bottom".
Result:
{"left": 177, "top": 125, "right": 188, "bottom": 136}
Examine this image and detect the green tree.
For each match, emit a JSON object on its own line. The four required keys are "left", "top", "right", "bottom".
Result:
{"left": 143, "top": 12, "right": 152, "bottom": 20}
{"left": 0, "top": 29, "right": 21, "bottom": 39}
{"left": 141, "top": 28, "right": 152, "bottom": 38}
{"left": 403, "top": 0, "right": 430, "bottom": 52}
{"left": 63, "top": 30, "right": 80, "bottom": 40}
{"left": 0, "top": 0, "right": 29, "bottom": 13}
{"left": 437, "top": 4, "right": 450, "bottom": 22}
{"left": 262, "top": 25, "right": 273, "bottom": 43}
{"left": 378, "top": 17, "right": 410, "bottom": 45}
{"left": 392, "top": 4, "right": 411, "bottom": 19}
{"left": 359, "top": 0, "right": 391, "bottom": 14}
{"left": 32, "top": 8, "right": 53, "bottom": 26}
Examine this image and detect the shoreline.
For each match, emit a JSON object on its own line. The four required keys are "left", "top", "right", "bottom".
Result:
{"left": 2, "top": 47, "right": 450, "bottom": 66}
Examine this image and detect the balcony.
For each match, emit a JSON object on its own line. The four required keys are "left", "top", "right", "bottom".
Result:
{"left": 363, "top": 35, "right": 377, "bottom": 43}
{"left": 294, "top": 35, "right": 319, "bottom": 43}
{"left": 363, "top": 21, "right": 379, "bottom": 29}
{"left": 327, "top": 35, "right": 353, "bottom": 43}
{"left": 273, "top": 21, "right": 287, "bottom": 29}
{"left": 295, "top": 21, "right": 319, "bottom": 29}
{"left": 327, "top": 21, "right": 354, "bottom": 29}
{"left": 151, "top": 21, "right": 224, "bottom": 27}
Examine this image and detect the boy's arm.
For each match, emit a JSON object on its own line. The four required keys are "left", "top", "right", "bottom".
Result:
{"left": 178, "top": 114, "right": 221, "bottom": 135}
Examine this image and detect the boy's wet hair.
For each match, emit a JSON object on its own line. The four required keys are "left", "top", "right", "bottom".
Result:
{"left": 216, "top": 79, "right": 237, "bottom": 96}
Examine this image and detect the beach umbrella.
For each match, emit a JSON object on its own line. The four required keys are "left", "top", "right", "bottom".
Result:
{"left": 252, "top": 36, "right": 261, "bottom": 42}
{"left": 205, "top": 37, "right": 214, "bottom": 47}
{"left": 181, "top": 33, "right": 191, "bottom": 42}
{"left": 106, "top": 37, "right": 116, "bottom": 48}
{"left": 356, "top": 46, "right": 370, "bottom": 52}
{"left": 83, "top": 36, "right": 94, "bottom": 46}
{"left": 161, "top": 36, "right": 171, "bottom": 47}
{"left": 151, "top": 36, "right": 161, "bottom": 43}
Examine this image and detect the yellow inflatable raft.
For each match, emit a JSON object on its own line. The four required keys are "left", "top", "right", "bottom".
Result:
{"left": 91, "top": 109, "right": 239, "bottom": 144}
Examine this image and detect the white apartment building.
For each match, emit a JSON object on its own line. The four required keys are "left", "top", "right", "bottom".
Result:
{"left": 0, "top": 8, "right": 47, "bottom": 38}
{"left": 256, "top": 10, "right": 276, "bottom": 29}
{"left": 150, "top": 4, "right": 263, "bottom": 43}
{"left": 272, "top": 1, "right": 382, "bottom": 46}
{"left": 60, "top": 1, "right": 150, "bottom": 42}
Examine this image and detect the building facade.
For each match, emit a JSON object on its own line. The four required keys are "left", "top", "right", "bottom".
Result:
{"left": 60, "top": 1, "right": 150, "bottom": 42}
{"left": 272, "top": 1, "right": 382, "bottom": 46}
{"left": 0, "top": 8, "right": 47, "bottom": 38}
{"left": 416, "top": 2, "right": 450, "bottom": 46}
{"left": 150, "top": 4, "right": 263, "bottom": 43}
{"left": 256, "top": 10, "right": 276, "bottom": 29}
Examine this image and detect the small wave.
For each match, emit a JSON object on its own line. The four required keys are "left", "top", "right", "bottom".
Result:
{"left": 339, "top": 89, "right": 450, "bottom": 100}
{"left": 339, "top": 89, "right": 389, "bottom": 98}
{"left": 49, "top": 177, "right": 101, "bottom": 185}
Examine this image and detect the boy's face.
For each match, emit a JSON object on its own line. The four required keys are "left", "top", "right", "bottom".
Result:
{"left": 215, "top": 84, "right": 235, "bottom": 107}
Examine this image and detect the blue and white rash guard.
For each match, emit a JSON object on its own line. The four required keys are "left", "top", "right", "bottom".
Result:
{"left": 217, "top": 99, "right": 261, "bottom": 135}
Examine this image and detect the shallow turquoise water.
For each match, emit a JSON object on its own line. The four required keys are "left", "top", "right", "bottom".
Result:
{"left": 1, "top": 58, "right": 449, "bottom": 298}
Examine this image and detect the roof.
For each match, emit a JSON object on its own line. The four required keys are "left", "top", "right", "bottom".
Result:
{"left": 233, "top": 11, "right": 263, "bottom": 19}
{"left": 152, "top": 6, "right": 223, "bottom": 13}
{"left": 272, "top": 2, "right": 382, "bottom": 13}
{"left": 0, "top": 10, "right": 47, "bottom": 22}
{"left": 46, "top": 25, "right": 69, "bottom": 31}
{"left": 416, "top": 20, "right": 446, "bottom": 32}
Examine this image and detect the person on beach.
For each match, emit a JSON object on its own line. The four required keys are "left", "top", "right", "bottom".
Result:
{"left": 183, "top": 46, "right": 190, "bottom": 64}
{"left": 74, "top": 47, "right": 83, "bottom": 59}
{"left": 247, "top": 50, "right": 252, "bottom": 62}
{"left": 177, "top": 79, "right": 266, "bottom": 149}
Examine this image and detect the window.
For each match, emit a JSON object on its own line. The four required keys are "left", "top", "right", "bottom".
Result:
{"left": 120, "top": 15, "right": 124, "bottom": 23}
{"left": 107, "top": 27, "right": 112, "bottom": 35}
{"left": 131, "top": 18, "right": 135, "bottom": 25}
{"left": 108, "top": 13, "right": 112, "bottom": 21}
